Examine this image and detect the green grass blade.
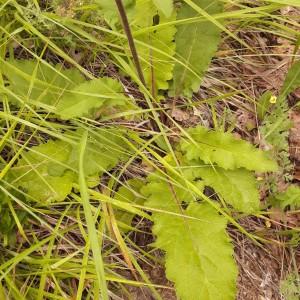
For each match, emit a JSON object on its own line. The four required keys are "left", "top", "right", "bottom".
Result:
{"left": 78, "top": 131, "right": 109, "bottom": 300}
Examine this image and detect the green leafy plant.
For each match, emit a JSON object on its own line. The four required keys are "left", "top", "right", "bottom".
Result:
{"left": 0, "top": 1, "right": 298, "bottom": 299}
{"left": 144, "top": 184, "right": 238, "bottom": 300}
{"left": 184, "top": 165, "right": 261, "bottom": 213}
{"left": 56, "top": 77, "right": 136, "bottom": 119}
{"left": 2, "top": 59, "right": 137, "bottom": 119}
{"left": 140, "top": 125, "right": 277, "bottom": 299}
{"left": 260, "top": 60, "right": 300, "bottom": 187}
{"left": 180, "top": 126, "right": 277, "bottom": 171}
{"left": 269, "top": 185, "right": 300, "bottom": 210}
{"left": 6, "top": 127, "right": 133, "bottom": 203}
{"left": 280, "top": 272, "right": 300, "bottom": 300}
{"left": 96, "top": 0, "right": 136, "bottom": 28}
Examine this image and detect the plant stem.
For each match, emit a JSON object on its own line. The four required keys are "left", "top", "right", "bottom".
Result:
{"left": 114, "top": 0, "right": 146, "bottom": 86}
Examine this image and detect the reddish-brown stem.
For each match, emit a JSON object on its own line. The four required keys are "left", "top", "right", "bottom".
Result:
{"left": 114, "top": 0, "right": 146, "bottom": 86}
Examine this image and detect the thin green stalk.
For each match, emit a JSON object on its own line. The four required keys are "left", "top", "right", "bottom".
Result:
{"left": 79, "top": 131, "right": 108, "bottom": 300}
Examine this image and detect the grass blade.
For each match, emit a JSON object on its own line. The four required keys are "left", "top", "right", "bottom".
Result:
{"left": 78, "top": 130, "right": 109, "bottom": 300}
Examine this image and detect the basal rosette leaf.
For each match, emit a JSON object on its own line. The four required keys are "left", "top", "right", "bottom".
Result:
{"left": 142, "top": 181, "right": 237, "bottom": 300}
{"left": 184, "top": 163, "right": 260, "bottom": 213}
{"left": 134, "top": 0, "right": 176, "bottom": 93}
{"left": 56, "top": 77, "right": 136, "bottom": 119}
{"left": 170, "top": 0, "right": 223, "bottom": 97}
{"left": 67, "top": 128, "right": 133, "bottom": 177}
{"left": 180, "top": 125, "right": 277, "bottom": 172}
{"left": 8, "top": 127, "right": 133, "bottom": 202}
{"left": 1, "top": 59, "right": 85, "bottom": 106}
{"left": 9, "top": 140, "right": 75, "bottom": 203}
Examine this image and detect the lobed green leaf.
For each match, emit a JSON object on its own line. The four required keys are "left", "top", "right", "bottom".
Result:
{"left": 134, "top": 0, "right": 176, "bottom": 94}
{"left": 142, "top": 180, "right": 237, "bottom": 300}
{"left": 184, "top": 163, "right": 260, "bottom": 213}
{"left": 180, "top": 126, "right": 278, "bottom": 172}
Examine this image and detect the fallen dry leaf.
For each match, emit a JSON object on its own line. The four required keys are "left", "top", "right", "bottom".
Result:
{"left": 171, "top": 108, "right": 190, "bottom": 122}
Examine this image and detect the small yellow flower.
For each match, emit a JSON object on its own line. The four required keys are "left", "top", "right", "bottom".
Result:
{"left": 265, "top": 219, "right": 272, "bottom": 228}
{"left": 269, "top": 95, "right": 277, "bottom": 104}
